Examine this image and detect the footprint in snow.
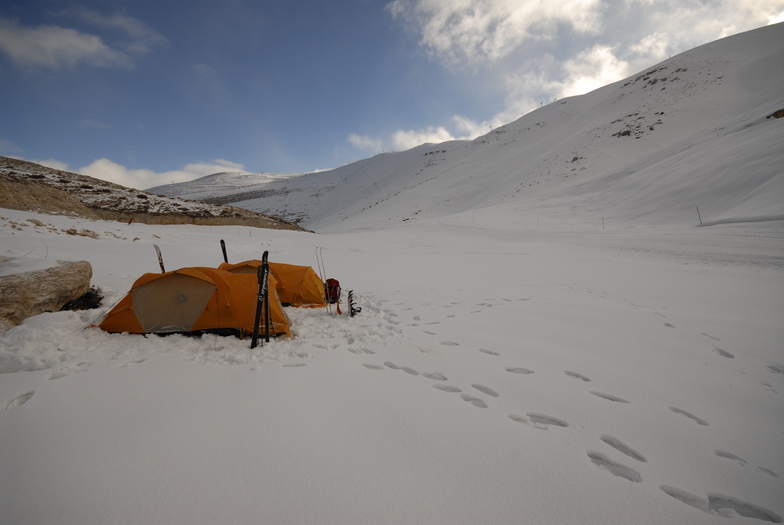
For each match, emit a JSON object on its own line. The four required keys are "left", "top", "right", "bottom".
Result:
{"left": 432, "top": 384, "right": 461, "bottom": 393}
{"left": 587, "top": 452, "right": 641, "bottom": 482}
{"left": 50, "top": 362, "right": 91, "bottom": 380}
{"left": 660, "top": 486, "right": 782, "bottom": 523}
{"left": 384, "top": 362, "right": 400, "bottom": 370}
{"left": 506, "top": 367, "right": 534, "bottom": 374}
{"left": 564, "top": 370, "right": 591, "bottom": 382}
{"left": 423, "top": 372, "right": 447, "bottom": 381}
{"left": 756, "top": 467, "right": 779, "bottom": 478}
{"left": 767, "top": 365, "right": 784, "bottom": 375}
{"left": 509, "top": 413, "right": 568, "bottom": 430}
{"left": 119, "top": 359, "right": 147, "bottom": 368}
{"left": 282, "top": 363, "right": 307, "bottom": 368}
{"left": 664, "top": 322, "right": 676, "bottom": 329}
{"left": 361, "top": 348, "right": 376, "bottom": 355}
{"left": 472, "top": 384, "right": 499, "bottom": 397}
{"left": 440, "top": 341, "right": 459, "bottom": 346}
{"left": 600, "top": 435, "right": 647, "bottom": 462}
{"left": 401, "top": 367, "right": 419, "bottom": 376}
{"left": 347, "top": 348, "right": 364, "bottom": 355}
{"left": 478, "top": 348, "right": 499, "bottom": 356}
{"left": 362, "top": 364, "right": 385, "bottom": 370}
{"left": 590, "top": 391, "right": 629, "bottom": 404}
{"left": 422, "top": 330, "right": 436, "bottom": 335}
{"left": 460, "top": 394, "right": 488, "bottom": 408}
{"left": 5, "top": 390, "right": 35, "bottom": 410}
{"left": 715, "top": 450, "right": 746, "bottom": 465}
{"left": 713, "top": 348, "right": 734, "bottom": 358}
{"left": 669, "top": 406, "right": 709, "bottom": 426}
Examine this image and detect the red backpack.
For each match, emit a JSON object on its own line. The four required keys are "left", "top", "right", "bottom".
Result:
{"left": 326, "top": 278, "right": 341, "bottom": 304}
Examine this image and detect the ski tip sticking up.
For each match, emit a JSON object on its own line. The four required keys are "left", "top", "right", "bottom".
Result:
{"left": 220, "top": 239, "right": 228, "bottom": 264}
{"left": 153, "top": 244, "right": 165, "bottom": 273}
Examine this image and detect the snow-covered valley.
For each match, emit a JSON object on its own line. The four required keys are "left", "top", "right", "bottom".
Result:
{"left": 1, "top": 23, "right": 783, "bottom": 525}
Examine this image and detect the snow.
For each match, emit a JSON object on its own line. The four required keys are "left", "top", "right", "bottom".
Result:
{"left": 2, "top": 24, "right": 784, "bottom": 525}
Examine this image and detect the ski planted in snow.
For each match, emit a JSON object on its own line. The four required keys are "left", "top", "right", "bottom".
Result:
{"left": 220, "top": 239, "right": 228, "bottom": 264}
{"left": 250, "top": 250, "right": 270, "bottom": 348}
{"left": 153, "top": 244, "right": 165, "bottom": 273}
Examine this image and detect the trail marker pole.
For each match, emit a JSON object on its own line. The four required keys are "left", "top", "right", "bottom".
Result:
{"left": 696, "top": 206, "right": 703, "bottom": 225}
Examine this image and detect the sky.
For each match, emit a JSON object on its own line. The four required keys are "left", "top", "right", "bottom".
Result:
{"left": 1, "top": 0, "right": 783, "bottom": 189}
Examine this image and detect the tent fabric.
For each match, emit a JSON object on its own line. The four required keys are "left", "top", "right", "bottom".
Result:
{"left": 219, "top": 261, "right": 326, "bottom": 308}
{"left": 99, "top": 267, "right": 291, "bottom": 338}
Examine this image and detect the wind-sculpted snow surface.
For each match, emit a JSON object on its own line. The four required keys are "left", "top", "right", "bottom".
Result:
{"left": 1, "top": 206, "right": 782, "bottom": 524}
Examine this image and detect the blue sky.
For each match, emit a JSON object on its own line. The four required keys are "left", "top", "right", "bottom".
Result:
{"left": 1, "top": 0, "right": 782, "bottom": 189}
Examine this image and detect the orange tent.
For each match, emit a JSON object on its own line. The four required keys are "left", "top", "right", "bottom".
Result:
{"left": 220, "top": 260, "right": 326, "bottom": 308}
{"left": 99, "top": 267, "right": 291, "bottom": 337}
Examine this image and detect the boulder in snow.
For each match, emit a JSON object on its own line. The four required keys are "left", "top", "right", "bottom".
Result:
{"left": 0, "top": 257, "right": 92, "bottom": 334}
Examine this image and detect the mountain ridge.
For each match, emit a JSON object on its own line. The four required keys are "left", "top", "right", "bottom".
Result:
{"left": 149, "top": 23, "right": 784, "bottom": 233}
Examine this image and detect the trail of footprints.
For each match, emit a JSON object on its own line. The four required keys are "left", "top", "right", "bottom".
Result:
{"left": 354, "top": 301, "right": 782, "bottom": 522}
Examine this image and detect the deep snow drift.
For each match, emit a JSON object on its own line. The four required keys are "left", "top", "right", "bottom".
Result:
{"left": 2, "top": 24, "right": 783, "bottom": 525}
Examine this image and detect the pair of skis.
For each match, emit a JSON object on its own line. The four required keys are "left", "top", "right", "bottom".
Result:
{"left": 154, "top": 241, "right": 271, "bottom": 348}
{"left": 250, "top": 250, "right": 270, "bottom": 348}
{"left": 221, "top": 239, "right": 270, "bottom": 348}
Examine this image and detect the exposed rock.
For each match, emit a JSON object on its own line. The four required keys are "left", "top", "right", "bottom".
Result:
{"left": 0, "top": 258, "right": 93, "bottom": 334}
{"left": 0, "top": 175, "right": 100, "bottom": 219}
{"left": 1, "top": 156, "right": 305, "bottom": 231}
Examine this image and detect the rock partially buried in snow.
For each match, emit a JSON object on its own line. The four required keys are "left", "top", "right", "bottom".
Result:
{"left": 0, "top": 257, "right": 92, "bottom": 334}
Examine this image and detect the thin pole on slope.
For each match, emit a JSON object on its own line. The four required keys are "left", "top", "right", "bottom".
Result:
{"left": 316, "top": 247, "right": 331, "bottom": 315}
{"left": 220, "top": 239, "right": 228, "bottom": 263}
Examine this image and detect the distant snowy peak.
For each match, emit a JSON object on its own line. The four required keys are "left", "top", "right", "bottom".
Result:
{"left": 152, "top": 23, "right": 784, "bottom": 232}
{"left": 146, "top": 171, "right": 304, "bottom": 201}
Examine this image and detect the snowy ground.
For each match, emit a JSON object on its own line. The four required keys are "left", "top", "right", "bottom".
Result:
{"left": 1, "top": 208, "right": 782, "bottom": 524}
{"left": 3, "top": 23, "right": 784, "bottom": 525}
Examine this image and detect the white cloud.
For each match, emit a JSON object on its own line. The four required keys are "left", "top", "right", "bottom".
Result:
{"left": 348, "top": 134, "right": 384, "bottom": 152}
{"left": 77, "top": 158, "right": 247, "bottom": 190}
{"left": 34, "top": 158, "right": 70, "bottom": 171}
{"left": 387, "top": 0, "right": 604, "bottom": 65}
{"left": 0, "top": 138, "right": 23, "bottom": 156}
{"left": 380, "top": 0, "right": 784, "bottom": 153}
{"left": 61, "top": 7, "right": 167, "bottom": 55}
{"left": 559, "top": 44, "right": 631, "bottom": 98}
{"left": 391, "top": 126, "right": 456, "bottom": 150}
{"left": 0, "top": 18, "right": 132, "bottom": 69}
{"left": 0, "top": 10, "right": 165, "bottom": 70}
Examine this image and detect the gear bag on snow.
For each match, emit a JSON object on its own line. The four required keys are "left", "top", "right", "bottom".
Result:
{"left": 326, "top": 278, "right": 341, "bottom": 304}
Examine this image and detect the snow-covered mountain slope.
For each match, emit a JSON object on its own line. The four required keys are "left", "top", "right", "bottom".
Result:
{"left": 1, "top": 157, "right": 303, "bottom": 230}
{"left": 150, "top": 23, "right": 784, "bottom": 233}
